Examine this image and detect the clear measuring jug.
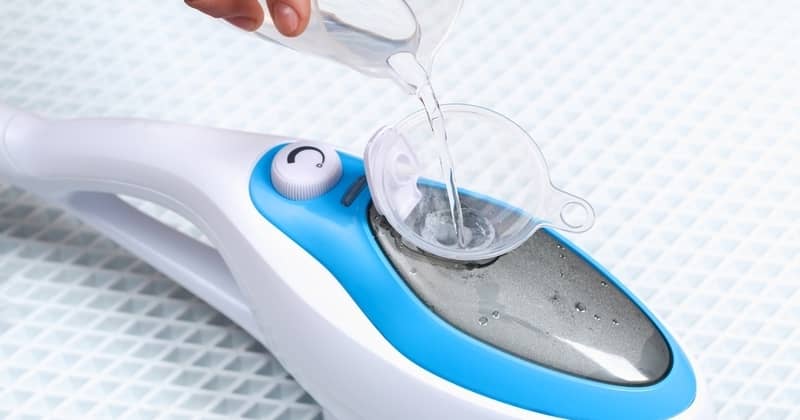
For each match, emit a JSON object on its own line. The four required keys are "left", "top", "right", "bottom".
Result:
{"left": 253, "top": 0, "right": 462, "bottom": 89}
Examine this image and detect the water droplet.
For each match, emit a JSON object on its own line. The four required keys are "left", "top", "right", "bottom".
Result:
{"left": 410, "top": 268, "right": 418, "bottom": 275}
{"left": 593, "top": 314, "right": 600, "bottom": 320}
{"left": 550, "top": 294, "right": 559, "bottom": 303}
{"left": 556, "top": 244, "right": 564, "bottom": 250}
{"left": 559, "top": 271, "right": 565, "bottom": 278}
{"left": 600, "top": 281, "right": 607, "bottom": 287}
{"left": 478, "top": 316, "right": 489, "bottom": 326}
{"left": 560, "top": 253, "right": 566, "bottom": 259}
{"left": 575, "top": 302, "right": 586, "bottom": 312}
{"left": 491, "top": 310, "right": 500, "bottom": 319}
{"left": 612, "top": 319, "right": 619, "bottom": 326}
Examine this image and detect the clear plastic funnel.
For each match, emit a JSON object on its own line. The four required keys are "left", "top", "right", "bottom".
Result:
{"left": 365, "top": 104, "right": 595, "bottom": 261}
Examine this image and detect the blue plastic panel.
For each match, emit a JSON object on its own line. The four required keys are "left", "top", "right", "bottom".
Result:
{"left": 249, "top": 144, "right": 696, "bottom": 420}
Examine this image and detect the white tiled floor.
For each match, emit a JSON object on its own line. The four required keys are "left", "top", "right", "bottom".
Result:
{"left": 0, "top": 1, "right": 798, "bottom": 419}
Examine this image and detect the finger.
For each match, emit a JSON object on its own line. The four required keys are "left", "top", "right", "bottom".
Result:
{"left": 266, "top": 0, "right": 311, "bottom": 37}
{"left": 185, "top": 0, "right": 265, "bottom": 31}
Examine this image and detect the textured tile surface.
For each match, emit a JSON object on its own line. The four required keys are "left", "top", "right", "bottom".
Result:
{"left": 0, "top": 1, "right": 799, "bottom": 419}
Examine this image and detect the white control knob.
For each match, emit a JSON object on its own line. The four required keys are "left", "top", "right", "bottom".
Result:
{"left": 271, "top": 142, "right": 343, "bottom": 200}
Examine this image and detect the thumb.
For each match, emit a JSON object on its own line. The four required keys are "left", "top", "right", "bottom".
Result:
{"left": 266, "top": 0, "right": 311, "bottom": 37}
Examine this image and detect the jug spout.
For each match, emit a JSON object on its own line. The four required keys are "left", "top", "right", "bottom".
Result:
{"left": 253, "top": 0, "right": 462, "bottom": 88}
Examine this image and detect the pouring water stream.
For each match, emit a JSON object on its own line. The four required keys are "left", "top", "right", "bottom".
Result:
{"left": 388, "top": 52, "right": 467, "bottom": 248}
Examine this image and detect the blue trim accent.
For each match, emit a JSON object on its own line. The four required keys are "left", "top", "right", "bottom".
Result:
{"left": 250, "top": 145, "right": 697, "bottom": 420}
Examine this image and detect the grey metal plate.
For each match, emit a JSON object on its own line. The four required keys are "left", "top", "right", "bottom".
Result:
{"left": 370, "top": 204, "right": 671, "bottom": 385}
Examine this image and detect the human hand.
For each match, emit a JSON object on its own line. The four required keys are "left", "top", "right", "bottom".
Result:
{"left": 185, "top": 0, "right": 311, "bottom": 36}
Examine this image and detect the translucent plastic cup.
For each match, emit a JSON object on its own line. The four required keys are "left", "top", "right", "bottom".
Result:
{"left": 253, "top": 0, "right": 463, "bottom": 87}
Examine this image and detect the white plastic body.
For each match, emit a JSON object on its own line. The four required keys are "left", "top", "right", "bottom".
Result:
{"left": 0, "top": 103, "right": 713, "bottom": 420}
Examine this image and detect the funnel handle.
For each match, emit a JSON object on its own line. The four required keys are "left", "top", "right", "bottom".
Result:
{"left": 547, "top": 187, "right": 596, "bottom": 233}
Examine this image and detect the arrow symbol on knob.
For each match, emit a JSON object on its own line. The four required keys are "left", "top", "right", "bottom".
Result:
{"left": 287, "top": 146, "right": 326, "bottom": 168}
